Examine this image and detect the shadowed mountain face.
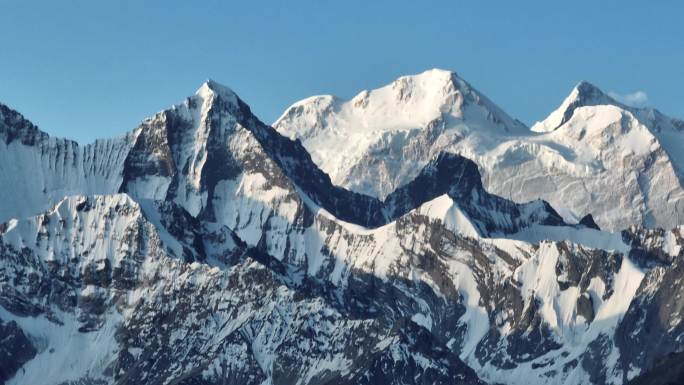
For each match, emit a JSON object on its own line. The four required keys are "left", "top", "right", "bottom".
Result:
{"left": 625, "top": 350, "right": 684, "bottom": 385}
{"left": 1, "top": 77, "right": 684, "bottom": 385}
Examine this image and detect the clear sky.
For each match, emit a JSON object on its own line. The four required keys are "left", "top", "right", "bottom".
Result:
{"left": 1, "top": 1, "right": 682, "bottom": 143}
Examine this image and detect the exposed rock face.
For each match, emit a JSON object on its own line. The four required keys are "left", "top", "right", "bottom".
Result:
{"left": 625, "top": 350, "right": 684, "bottom": 385}
{"left": 0, "top": 194, "right": 490, "bottom": 385}
{"left": 615, "top": 228, "right": 684, "bottom": 380}
{"left": 0, "top": 319, "right": 36, "bottom": 383}
{"left": 0, "top": 79, "right": 684, "bottom": 385}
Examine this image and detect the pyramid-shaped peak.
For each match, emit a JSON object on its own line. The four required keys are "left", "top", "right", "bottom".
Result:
{"left": 195, "top": 79, "right": 239, "bottom": 104}
{"left": 531, "top": 81, "right": 620, "bottom": 132}
{"left": 570, "top": 81, "right": 615, "bottom": 105}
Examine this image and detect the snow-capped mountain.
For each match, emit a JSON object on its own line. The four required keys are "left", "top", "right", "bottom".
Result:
{"left": 275, "top": 70, "right": 684, "bottom": 231}
{"left": 274, "top": 69, "right": 528, "bottom": 201}
{"left": 1, "top": 77, "right": 684, "bottom": 385}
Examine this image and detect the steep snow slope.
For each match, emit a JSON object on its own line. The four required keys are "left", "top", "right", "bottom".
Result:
{"left": 488, "top": 101, "right": 684, "bottom": 231}
{"left": 0, "top": 82, "right": 567, "bottom": 249}
{"left": 275, "top": 71, "right": 684, "bottom": 231}
{"left": 0, "top": 194, "right": 488, "bottom": 385}
{"left": 0, "top": 103, "right": 134, "bottom": 223}
{"left": 3, "top": 190, "right": 681, "bottom": 385}
{"left": 3, "top": 79, "right": 684, "bottom": 385}
{"left": 530, "top": 80, "right": 684, "bottom": 185}
{"left": 274, "top": 69, "right": 528, "bottom": 199}
{"left": 495, "top": 83, "right": 684, "bottom": 230}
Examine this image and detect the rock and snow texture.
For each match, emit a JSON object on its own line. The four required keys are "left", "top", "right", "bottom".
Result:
{"left": 1, "top": 77, "right": 684, "bottom": 385}
{"left": 275, "top": 69, "right": 684, "bottom": 231}
{"left": 0, "top": 103, "right": 134, "bottom": 223}
{"left": 274, "top": 69, "right": 528, "bottom": 201}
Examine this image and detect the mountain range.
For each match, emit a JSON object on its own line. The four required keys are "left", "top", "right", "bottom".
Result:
{"left": 1, "top": 70, "right": 683, "bottom": 385}
{"left": 275, "top": 69, "right": 684, "bottom": 231}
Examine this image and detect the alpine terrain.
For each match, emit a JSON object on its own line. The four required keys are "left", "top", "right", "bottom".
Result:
{"left": 1, "top": 72, "right": 683, "bottom": 385}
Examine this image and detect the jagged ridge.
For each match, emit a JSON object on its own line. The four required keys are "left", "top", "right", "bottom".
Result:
{"left": 276, "top": 69, "right": 684, "bottom": 231}
{"left": 2, "top": 77, "right": 684, "bottom": 385}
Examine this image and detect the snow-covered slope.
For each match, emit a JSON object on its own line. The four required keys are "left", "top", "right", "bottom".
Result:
{"left": 275, "top": 71, "right": 684, "bottom": 231}
{"left": 0, "top": 194, "right": 491, "bottom": 385}
{"left": 0, "top": 103, "right": 134, "bottom": 223}
{"left": 2, "top": 78, "right": 684, "bottom": 385}
{"left": 496, "top": 82, "right": 684, "bottom": 230}
{"left": 274, "top": 69, "right": 528, "bottom": 199}
{"left": 0, "top": 82, "right": 566, "bottom": 250}
{"left": 3, "top": 191, "right": 683, "bottom": 385}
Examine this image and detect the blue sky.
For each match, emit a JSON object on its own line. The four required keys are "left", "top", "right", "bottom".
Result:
{"left": 1, "top": 1, "right": 682, "bottom": 143}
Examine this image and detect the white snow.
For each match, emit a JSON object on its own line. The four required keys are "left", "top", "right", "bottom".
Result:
{"left": 1, "top": 75, "right": 681, "bottom": 385}
{"left": 275, "top": 71, "right": 684, "bottom": 231}
{"left": 274, "top": 68, "right": 527, "bottom": 200}
{"left": 663, "top": 229, "right": 682, "bottom": 257}
{"left": 415, "top": 195, "right": 480, "bottom": 238}
{"left": 507, "top": 225, "right": 629, "bottom": 254}
{"left": 2, "top": 304, "right": 122, "bottom": 385}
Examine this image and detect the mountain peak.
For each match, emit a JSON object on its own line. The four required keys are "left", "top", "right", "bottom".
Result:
{"left": 419, "top": 67, "right": 457, "bottom": 77}
{"left": 195, "top": 79, "right": 239, "bottom": 106}
{"left": 396, "top": 68, "right": 458, "bottom": 84}
{"left": 571, "top": 80, "right": 614, "bottom": 105}
{"left": 388, "top": 68, "right": 464, "bottom": 104}
{"left": 531, "top": 80, "right": 618, "bottom": 132}
{"left": 0, "top": 103, "right": 49, "bottom": 145}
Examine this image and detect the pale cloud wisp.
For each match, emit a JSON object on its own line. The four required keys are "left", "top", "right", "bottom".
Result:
{"left": 608, "top": 90, "right": 649, "bottom": 107}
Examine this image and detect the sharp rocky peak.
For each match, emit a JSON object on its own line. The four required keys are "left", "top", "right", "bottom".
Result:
{"left": 532, "top": 80, "right": 684, "bottom": 136}
{"left": 0, "top": 79, "right": 583, "bottom": 238}
{"left": 133, "top": 79, "right": 264, "bottom": 153}
{"left": 572, "top": 80, "right": 614, "bottom": 103}
{"left": 531, "top": 81, "right": 624, "bottom": 132}
{"left": 194, "top": 79, "right": 240, "bottom": 106}
{"left": 0, "top": 103, "right": 50, "bottom": 146}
